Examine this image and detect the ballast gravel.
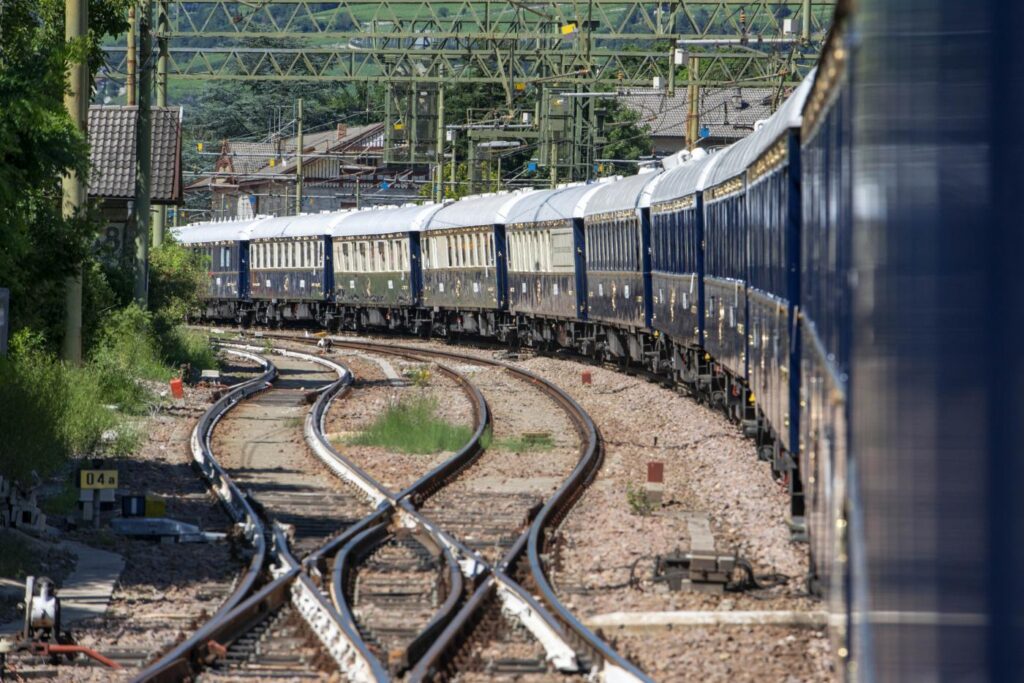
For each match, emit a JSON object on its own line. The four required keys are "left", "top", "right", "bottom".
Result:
{"left": 344, "top": 336, "right": 834, "bottom": 682}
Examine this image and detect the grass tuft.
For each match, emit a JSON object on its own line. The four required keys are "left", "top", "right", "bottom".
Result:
{"left": 347, "top": 397, "right": 473, "bottom": 454}
{"left": 494, "top": 433, "right": 555, "bottom": 452}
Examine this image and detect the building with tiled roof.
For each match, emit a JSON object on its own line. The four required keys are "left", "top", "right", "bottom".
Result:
{"left": 620, "top": 86, "right": 786, "bottom": 155}
{"left": 88, "top": 105, "right": 182, "bottom": 203}
{"left": 187, "top": 122, "right": 419, "bottom": 218}
{"left": 87, "top": 105, "right": 183, "bottom": 258}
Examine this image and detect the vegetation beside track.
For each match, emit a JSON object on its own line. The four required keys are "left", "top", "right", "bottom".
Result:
{"left": 344, "top": 396, "right": 474, "bottom": 454}
{"left": 0, "top": 239, "right": 216, "bottom": 487}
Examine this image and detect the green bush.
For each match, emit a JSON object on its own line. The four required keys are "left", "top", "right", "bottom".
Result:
{"left": 0, "top": 330, "right": 121, "bottom": 485}
{"left": 88, "top": 305, "right": 165, "bottom": 413}
{"left": 161, "top": 326, "right": 218, "bottom": 371}
{"left": 345, "top": 397, "right": 473, "bottom": 454}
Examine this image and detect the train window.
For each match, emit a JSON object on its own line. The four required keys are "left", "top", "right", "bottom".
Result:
{"left": 318, "top": 240, "right": 324, "bottom": 268}
{"left": 376, "top": 241, "right": 386, "bottom": 272}
{"left": 356, "top": 241, "right": 366, "bottom": 272}
{"left": 341, "top": 242, "right": 350, "bottom": 271}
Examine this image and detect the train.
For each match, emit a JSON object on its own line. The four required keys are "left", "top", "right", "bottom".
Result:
{"left": 177, "top": 0, "right": 1024, "bottom": 679}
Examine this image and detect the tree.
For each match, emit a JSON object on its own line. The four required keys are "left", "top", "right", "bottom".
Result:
{"left": 599, "top": 100, "right": 652, "bottom": 175}
{"left": 0, "top": 0, "right": 129, "bottom": 349}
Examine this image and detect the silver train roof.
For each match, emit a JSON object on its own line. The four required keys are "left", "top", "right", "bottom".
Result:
{"left": 331, "top": 202, "right": 447, "bottom": 237}
{"left": 583, "top": 169, "right": 664, "bottom": 217}
{"left": 504, "top": 178, "right": 619, "bottom": 225}
{"left": 651, "top": 69, "right": 817, "bottom": 201}
{"left": 422, "top": 189, "right": 537, "bottom": 231}
{"left": 705, "top": 70, "right": 816, "bottom": 189}
{"left": 172, "top": 215, "right": 270, "bottom": 244}
{"left": 649, "top": 152, "right": 723, "bottom": 205}
{"left": 246, "top": 211, "right": 351, "bottom": 240}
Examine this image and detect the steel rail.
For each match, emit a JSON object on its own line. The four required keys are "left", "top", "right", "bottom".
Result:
{"left": 323, "top": 339, "right": 652, "bottom": 682}
{"left": 135, "top": 345, "right": 389, "bottom": 682}
{"left": 207, "top": 333, "right": 649, "bottom": 680}
{"left": 252, "top": 337, "right": 492, "bottom": 679}
{"left": 134, "top": 348, "right": 276, "bottom": 682}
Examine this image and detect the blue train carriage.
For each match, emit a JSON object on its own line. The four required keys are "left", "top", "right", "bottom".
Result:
{"left": 419, "top": 190, "right": 536, "bottom": 339}
{"left": 581, "top": 169, "right": 663, "bottom": 363}
{"left": 798, "top": 0, "right": 852, "bottom": 650}
{"left": 246, "top": 212, "right": 342, "bottom": 325}
{"left": 742, "top": 73, "right": 816, "bottom": 516}
{"left": 173, "top": 216, "right": 267, "bottom": 321}
{"left": 501, "top": 179, "right": 616, "bottom": 348}
{"left": 647, "top": 151, "right": 722, "bottom": 386}
{"left": 329, "top": 203, "right": 444, "bottom": 332}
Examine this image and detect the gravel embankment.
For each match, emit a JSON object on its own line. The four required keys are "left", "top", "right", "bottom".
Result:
{"left": 342, "top": 336, "right": 834, "bottom": 682}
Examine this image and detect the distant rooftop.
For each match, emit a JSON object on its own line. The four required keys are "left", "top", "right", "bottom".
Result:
{"left": 620, "top": 86, "right": 787, "bottom": 148}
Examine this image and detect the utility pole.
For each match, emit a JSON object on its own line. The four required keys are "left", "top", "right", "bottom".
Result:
{"left": 802, "top": 0, "right": 812, "bottom": 43}
{"left": 62, "top": 0, "right": 88, "bottom": 363}
{"left": 450, "top": 130, "right": 457, "bottom": 198}
{"left": 152, "top": 0, "right": 169, "bottom": 247}
{"left": 132, "top": 0, "right": 154, "bottom": 306}
{"left": 126, "top": 4, "right": 136, "bottom": 105}
{"left": 295, "top": 97, "right": 303, "bottom": 215}
{"left": 686, "top": 55, "right": 701, "bottom": 149}
{"left": 434, "top": 81, "right": 445, "bottom": 203}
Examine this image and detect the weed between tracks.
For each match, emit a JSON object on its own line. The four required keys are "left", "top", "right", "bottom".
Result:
{"left": 343, "top": 397, "right": 473, "bottom": 454}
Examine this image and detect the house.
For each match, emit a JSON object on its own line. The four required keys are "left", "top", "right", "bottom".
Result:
{"left": 620, "top": 87, "right": 783, "bottom": 155}
{"left": 88, "top": 105, "right": 183, "bottom": 256}
{"left": 187, "top": 122, "right": 424, "bottom": 219}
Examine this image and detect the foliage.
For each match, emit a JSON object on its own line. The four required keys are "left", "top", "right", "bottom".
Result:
{"left": 0, "top": 330, "right": 119, "bottom": 485}
{"left": 417, "top": 161, "right": 502, "bottom": 201}
{"left": 344, "top": 397, "right": 473, "bottom": 454}
{"left": 90, "top": 304, "right": 170, "bottom": 413}
{"left": 626, "top": 481, "right": 655, "bottom": 516}
{"left": 403, "top": 365, "right": 432, "bottom": 388}
{"left": 0, "top": 0, "right": 129, "bottom": 351}
{"left": 493, "top": 433, "right": 555, "bottom": 453}
{"left": 149, "top": 237, "right": 208, "bottom": 331}
{"left": 600, "top": 100, "right": 652, "bottom": 175}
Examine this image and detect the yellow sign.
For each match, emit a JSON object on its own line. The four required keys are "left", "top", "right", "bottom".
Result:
{"left": 80, "top": 469, "right": 118, "bottom": 490}
{"left": 514, "top": 82, "right": 526, "bottom": 91}
{"left": 393, "top": 121, "right": 405, "bottom": 130}
{"left": 560, "top": 22, "right": 577, "bottom": 35}
{"left": 196, "top": 142, "right": 204, "bottom": 152}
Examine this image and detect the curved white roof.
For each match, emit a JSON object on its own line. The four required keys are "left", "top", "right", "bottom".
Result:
{"left": 422, "top": 189, "right": 537, "bottom": 231}
{"left": 705, "top": 70, "right": 816, "bottom": 189}
{"left": 247, "top": 211, "right": 351, "bottom": 240}
{"left": 331, "top": 202, "right": 447, "bottom": 238}
{"left": 172, "top": 215, "right": 270, "bottom": 244}
{"left": 649, "top": 151, "right": 723, "bottom": 205}
{"left": 583, "top": 170, "right": 664, "bottom": 217}
{"left": 504, "top": 180, "right": 614, "bottom": 226}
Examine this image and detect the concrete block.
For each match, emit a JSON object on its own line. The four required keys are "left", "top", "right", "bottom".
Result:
{"left": 642, "top": 482, "right": 664, "bottom": 507}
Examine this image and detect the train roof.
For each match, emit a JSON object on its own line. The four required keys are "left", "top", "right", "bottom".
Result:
{"left": 330, "top": 202, "right": 447, "bottom": 237}
{"left": 422, "top": 189, "right": 537, "bottom": 231}
{"left": 583, "top": 170, "right": 664, "bottom": 217}
{"left": 705, "top": 71, "right": 816, "bottom": 189}
{"left": 172, "top": 215, "right": 270, "bottom": 244}
{"left": 246, "top": 211, "right": 352, "bottom": 240}
{"left": 649, "top": 152, "right": 723, "bottom": 205}
{"left": 503, "top": 179, "right": 617, "bottom": 225}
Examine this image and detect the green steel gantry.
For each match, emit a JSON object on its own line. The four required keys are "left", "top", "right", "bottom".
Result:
{"left": 108, "top": 1, "right": 835, "bottom": 188}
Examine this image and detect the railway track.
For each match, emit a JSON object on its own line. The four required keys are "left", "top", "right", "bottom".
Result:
{"left": 135, "top": 331, "right": 649, "bottom": 682}
{"left": 240, "top": 333, "right": 651, "bottom": 682}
